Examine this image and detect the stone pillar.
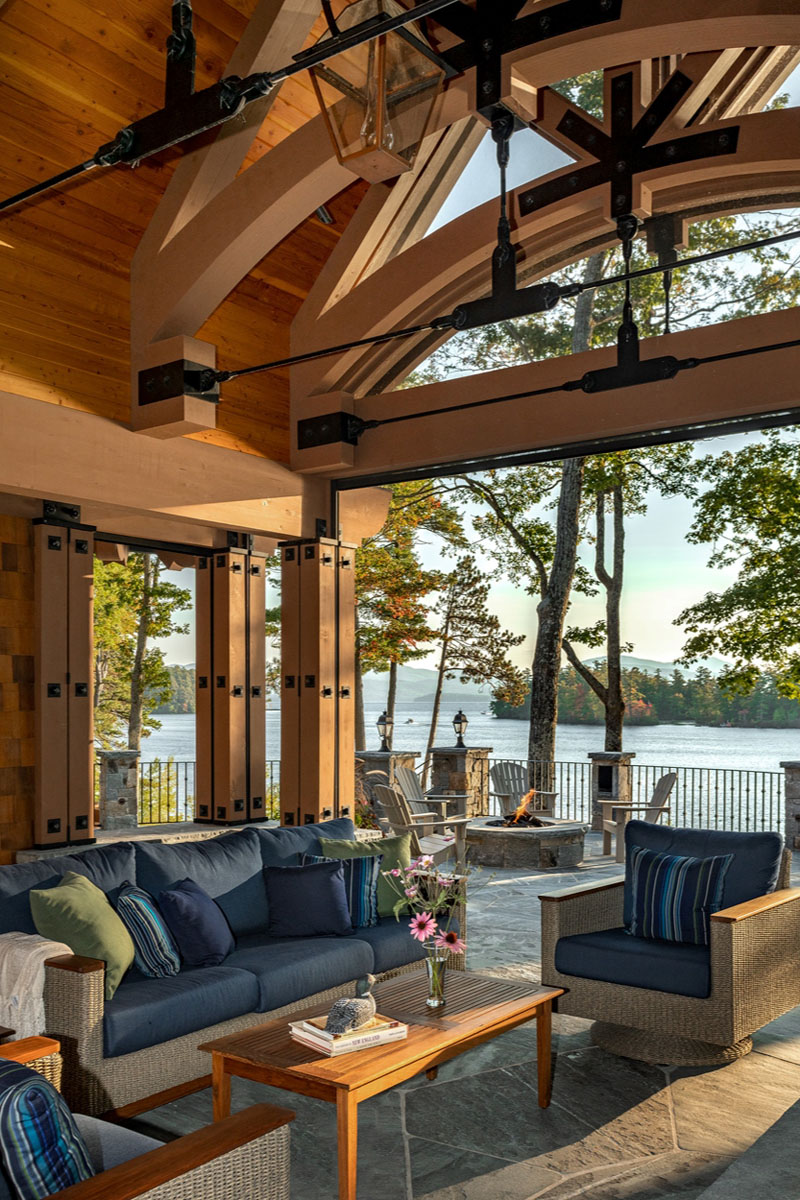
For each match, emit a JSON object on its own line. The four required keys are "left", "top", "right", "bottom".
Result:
{"left": 588, "top": 751, "right": 636, "bottom": 832}
{"left": 429, "top": 746, "right": 492, "bottom": 818}
{"left": 780, "top": 762, "right": 800, "bottom": 849}
{"left": 355, "top": 750, "right": 420, "bottom": 808}
{"left": 97, "top": 750, "right": 140, "bottom": 831}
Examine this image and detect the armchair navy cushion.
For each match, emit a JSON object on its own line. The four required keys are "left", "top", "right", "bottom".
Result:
{"left": 554, "top": 928, "right": 711, "bottom": 998}
{"left": 623, "top": 821, "right": 783, "bottom": 927}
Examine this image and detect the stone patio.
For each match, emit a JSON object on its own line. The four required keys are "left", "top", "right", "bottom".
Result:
{"left": 130, "top": 834, "right": 800, "bottom": 1199}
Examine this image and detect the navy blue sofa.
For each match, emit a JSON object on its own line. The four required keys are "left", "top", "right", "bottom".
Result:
{"left": 0, "top": 819, "right": 428, "bottom": 1114}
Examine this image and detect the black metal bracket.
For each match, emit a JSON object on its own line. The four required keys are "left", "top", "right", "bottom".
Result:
{"left": 518, "top": 71, "right": 739, "bottom": 223}
{"left": 297, "top": 411, "right": 376, "bottom": 450}
{"left": 138, "top": 359, "right": 220, "bottom": 406}
{"left": 165, "top": 0, "right": 196, "bottom": 107}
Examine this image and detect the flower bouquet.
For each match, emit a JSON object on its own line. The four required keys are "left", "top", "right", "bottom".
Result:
{"left": 382, "top": 855, "right": 467, "bottom": 1010}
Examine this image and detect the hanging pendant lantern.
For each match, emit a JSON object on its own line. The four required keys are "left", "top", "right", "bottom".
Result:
{"left": 310, "top": 0, "right": 447, "bottom": 184}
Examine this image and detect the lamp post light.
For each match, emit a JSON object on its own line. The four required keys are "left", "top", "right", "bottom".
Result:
{"left": 377, "top": 710, "right": 393, "bottom": 752}
{"left": 452, "top": 709, "right": 468, "bottom": 749}
{"left": 309, "top": 0, "right": 448, "bottom": 184}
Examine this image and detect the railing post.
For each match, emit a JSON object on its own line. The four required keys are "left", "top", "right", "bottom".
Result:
{"left": 355, "top": 749, "right": 420, "bottom": 808}
{"left": 780, "top": 761, "right": 800, "bottom": 850}
{"left": 430, "top": 744, "right": 492, "bottom": 817}
{"left": 97, "top": 750, "right": 140, "bottom": 830}
{"left": 588, "top": 751, "right": 635, "bottom": 832}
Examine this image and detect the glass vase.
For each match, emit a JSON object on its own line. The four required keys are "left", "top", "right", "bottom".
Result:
{"left": 425, "top": 948, "right": 448, "bottom": 1009}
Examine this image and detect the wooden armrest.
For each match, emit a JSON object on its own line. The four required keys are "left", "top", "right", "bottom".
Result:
{"left": 56, "top": 1104, "right": 295, "bottom": 1200}
{"left": 424, "top": 816, "right": 471, "bottom": 829}
{"left": 711, "top": 887, "right": 800, "bottom": 923}
{"left": 45, "top": 955, "right": 105, "bottom": 973}
{"left": 540, "top": 877, "right": 625, "bottom": 902}
{"left": 0, "top": 1037, "right": 60, "bottom": 1064}
{"left": 425, "top": 793, "right": 465, "bottom": 800}
{"left": 409, "top": 812, "right": 439, "bottom": 822}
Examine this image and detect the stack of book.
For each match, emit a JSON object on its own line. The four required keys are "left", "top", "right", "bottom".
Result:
{"left": 288, "top": 1013, "right": 408, "bottom": 1057}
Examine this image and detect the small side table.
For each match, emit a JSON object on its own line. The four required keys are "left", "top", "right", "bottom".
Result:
{"left": 0, "top": 1036, "right": 63, "bottom": 1091}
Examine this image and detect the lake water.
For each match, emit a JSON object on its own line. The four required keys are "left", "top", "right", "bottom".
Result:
{"left": 140, "top": 702, "right": 799, "bottom": 775}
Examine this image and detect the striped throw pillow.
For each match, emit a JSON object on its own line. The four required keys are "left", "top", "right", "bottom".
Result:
{"left": 629, "top": 845, "right": 733, "bottom": 946}
{"left": 303, "top": 854, "right": 383, "bottom": 928}
{"left": 114, "top": 883, "right": 181, "bottom": 977}
{"left": 0, "top": 1060, "right": 94, "bottom": 1200}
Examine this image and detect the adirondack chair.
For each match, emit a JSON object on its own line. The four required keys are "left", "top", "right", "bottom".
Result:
{"left": 489, "top": 761, "right": 557, "bottom": 818}
{"left": 393, "top": 764, "right": 466, "bottom": 820}
{"left": 373, "top": 784, "right": 471, "bottom": 869}
{"left": 600, "top": 771, "right": 677, "bottom": 862}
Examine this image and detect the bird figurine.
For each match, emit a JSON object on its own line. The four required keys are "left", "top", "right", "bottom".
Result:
{"left": 324, "top": 974, "right": 377, "bottom": 1034}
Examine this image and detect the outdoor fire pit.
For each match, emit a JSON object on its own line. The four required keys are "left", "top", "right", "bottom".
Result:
{"left": 466, "top": 813, "right": 589, "bottom": 869}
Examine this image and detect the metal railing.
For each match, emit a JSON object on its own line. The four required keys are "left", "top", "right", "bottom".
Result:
{"left": 474, "top": 757, "right": 784, "bottom": 833}
{"left": 93, "top": 758, "right": 281, "bottom": 827}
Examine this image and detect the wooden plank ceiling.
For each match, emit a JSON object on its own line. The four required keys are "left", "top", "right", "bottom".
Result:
{"left": 0, "top": 0, "right": 366, "bottom": 462}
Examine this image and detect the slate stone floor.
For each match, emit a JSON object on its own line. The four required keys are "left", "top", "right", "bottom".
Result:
{"left": 132, "top": 834, "right": 800, "bottom": 1200}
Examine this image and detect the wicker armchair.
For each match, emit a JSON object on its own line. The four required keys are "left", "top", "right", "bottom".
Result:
{"left": 541, "top": 824, "right": 800, "bottom": 1065}
{"left": 0, "top": 1037, "right": 293, "bottom": 1200}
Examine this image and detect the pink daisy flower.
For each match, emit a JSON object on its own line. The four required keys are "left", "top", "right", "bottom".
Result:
{"left": 404, "top": 887, "right": 418, "bottom": 899}
{"left": 409, "top": 912, "right": 437, "bottom": 942}
{"left": 434, "top": 928, "right": 466, "bottom": 955}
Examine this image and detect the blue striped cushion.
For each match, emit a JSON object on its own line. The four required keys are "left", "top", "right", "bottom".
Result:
{"left": 629, "top": 846, "right": 733, "bottom": 946}
{"left": 0, "top": 1061, "right": 94, "bottom": 1200}
{"left": 303, "top": 854, "right": 383, "bottom": 928}
{"left": 114, "top": 883, "right": 181, "bottom": 977}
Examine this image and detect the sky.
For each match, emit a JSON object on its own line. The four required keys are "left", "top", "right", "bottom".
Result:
{"left": 155, "top": 67, "right": 800, "bottom": 670}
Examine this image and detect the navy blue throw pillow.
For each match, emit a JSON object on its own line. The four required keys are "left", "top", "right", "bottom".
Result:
{"left": 264, "top": 861, "right": 353, "bottom": 937}
{"left": 302, "top": 853, "right": 382, "bottom": 928}
{"left": 158, "top": 879, "right": 234, "bottom": 967}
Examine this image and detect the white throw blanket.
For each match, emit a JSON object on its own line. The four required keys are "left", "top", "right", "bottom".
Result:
{"left": 0, "top": 931, "right": 73, "bottom": 1039}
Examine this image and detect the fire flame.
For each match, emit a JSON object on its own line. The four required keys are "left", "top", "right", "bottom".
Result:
{"left": 512, "top": 789, "right": 537, "bottom": 823}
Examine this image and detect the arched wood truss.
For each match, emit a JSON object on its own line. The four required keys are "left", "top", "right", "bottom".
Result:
{"left": 131, "top": 0, "right": 800, "bottom": 483}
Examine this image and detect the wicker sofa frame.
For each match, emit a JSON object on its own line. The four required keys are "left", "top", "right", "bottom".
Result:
{"left": 540, "top": 850, "right": 800, "bottom": 1059}
{"left": 44, "top": 896, "right": 467, "bottom": 1117}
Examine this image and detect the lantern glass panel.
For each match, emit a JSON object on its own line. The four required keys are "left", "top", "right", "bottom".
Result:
{"left": 311, "top": 0, "right": 444, "bottom": 180}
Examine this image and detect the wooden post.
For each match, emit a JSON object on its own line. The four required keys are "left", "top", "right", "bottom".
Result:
{"left": 280, "top": 539, "right": 356, "bottom": 825}
{"left": 196, "top": 547, "right": 268, "bottom": 824}
{"left": 34, "top": 522, "right": 94, "bottom": 847}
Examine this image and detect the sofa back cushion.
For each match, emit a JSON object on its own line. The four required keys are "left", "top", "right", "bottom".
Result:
{"left": 623, "top": 821, "right": 783, "bottom": 927}
{"left": 254, "top": 818, "right": 356, "bottom": 869}
{"left": 135, "top": 829, "right": 266, "bottom": 937}
{"left": 0, "top": 844, "right": 135, "bottom": 936}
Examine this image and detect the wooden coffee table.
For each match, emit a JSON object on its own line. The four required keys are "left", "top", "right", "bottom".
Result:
{"left": 199, "top": 969, "right": 563, "bottom": 1200}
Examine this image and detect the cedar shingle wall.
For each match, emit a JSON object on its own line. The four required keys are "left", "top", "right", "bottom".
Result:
{"left": 0, "top": 516, "right": 35, "bottom": 863}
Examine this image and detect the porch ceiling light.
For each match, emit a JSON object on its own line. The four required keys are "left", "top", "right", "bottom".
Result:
{"left": 377, "top": 709, "right": 393, "bottom": 752}
{"left": 452, "top": 709, "right": 468, "bottom": 748}
{"left": 310, "top": 0, "right": 447, "bottom": 184}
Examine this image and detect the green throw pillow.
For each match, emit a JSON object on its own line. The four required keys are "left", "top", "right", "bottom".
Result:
{"left": 30, "top": 872, "right": 135, "bottom": 1000}
{"left": 318, "top": 833, "right": 412, "bottom": 918}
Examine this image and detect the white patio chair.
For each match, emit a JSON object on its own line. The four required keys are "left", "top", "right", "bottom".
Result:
{"left": 600, "top": 771, "right": 677, "bottom": 862}
{"left": 489, "top": 760, "right": 557, "bottom": 818}
{"left": 373, "top": 784, "right": 471, "bottom": 869}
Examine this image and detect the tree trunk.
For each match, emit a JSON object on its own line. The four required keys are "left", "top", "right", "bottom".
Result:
{"left": 386, "top": 660, "right": 398, "bottom": 748}
{"left": 128, "top": 553, "right": 155, "bottom": 750}
{"left": 528, "top": 456, "right": 584, "bottom": 769}
{"left": 526, "top": 251, "right": 605, "bottom": 770}
{"left": 354, "top": 607, "right": 366, "bottom": 751}
{"left": 604, "top": 483, "right": 625, "bottom": 749}
{"left": 423, "top": 606, "right": 451, "bottom": 788}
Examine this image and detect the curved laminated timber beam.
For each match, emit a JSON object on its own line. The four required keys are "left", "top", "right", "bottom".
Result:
{"left": 130, "top": 0, "right": 800, "bottom": 479}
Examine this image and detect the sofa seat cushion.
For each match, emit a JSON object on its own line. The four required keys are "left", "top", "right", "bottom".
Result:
{"left": 103, "top": 965, "right": 260, "bottom": 1057}
{"left": 623, "top": 821, "right": 783, "bottom": 927}
{"left": 348, "top": 917, "right": 429, "bottom": 975}
{"left": 254, "top": 818, "right": 357, "bottom": 869}
{"left": 225, "top": 933, "right": 373, "bottom": 1012}
{"left": 0, "top": 844, "right": 135, "bottom": 936}
{"left": 554, "top": 927, "right": 711, "bottom": 998}
{"left": 135, "top": 830, "right": 266, "bottom": 937}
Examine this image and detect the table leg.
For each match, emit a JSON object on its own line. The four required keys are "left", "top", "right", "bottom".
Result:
{"left": 336, "top": 1091, "right": 359, "bottom": 1200}
{"left": 211, "top": 1054, "right": 231, "bottom": 1122}
{"left": 537, "top": 1000, "right": 553, "bottom": 1108}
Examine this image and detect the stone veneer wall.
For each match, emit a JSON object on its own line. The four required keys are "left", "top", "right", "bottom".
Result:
{"left": 0, "top": 515, "right": 34, "bottom": 864}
